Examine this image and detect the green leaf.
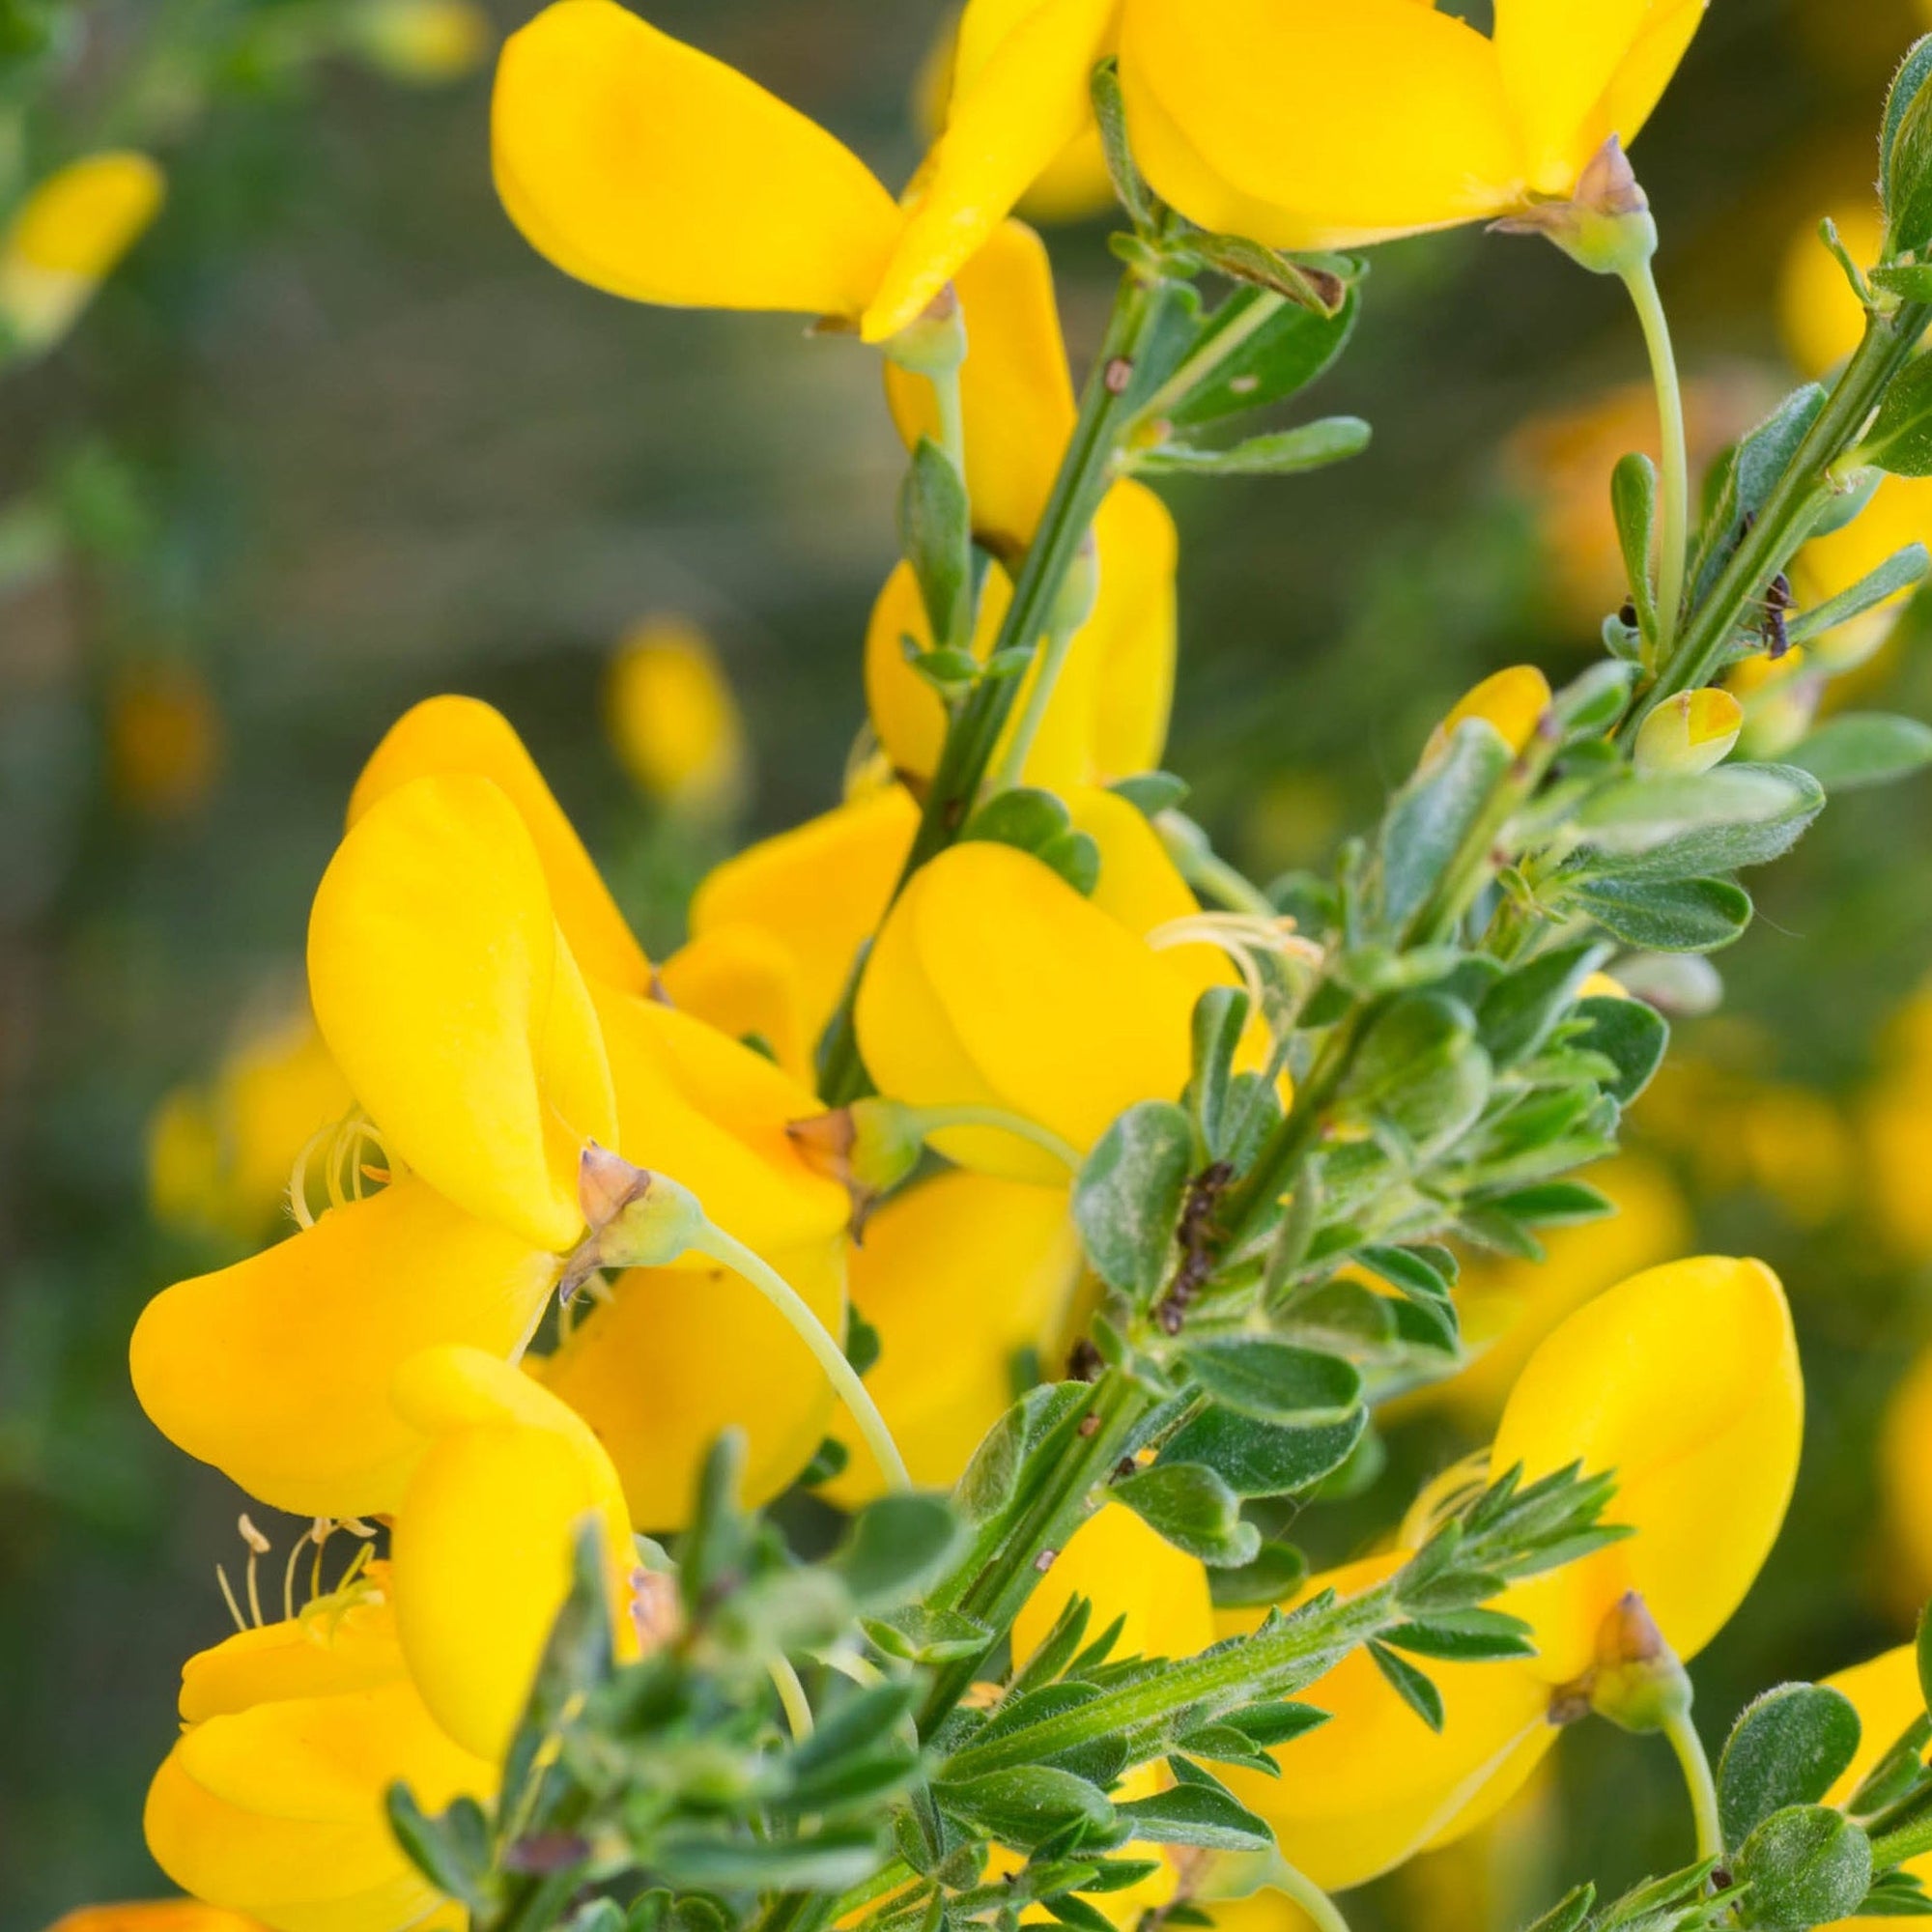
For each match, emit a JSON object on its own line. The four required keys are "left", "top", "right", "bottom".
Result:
{"left": 1888, "top": 38, "right": 1932, "bottom": 254}
{"left": 1343, "top": 992, "right": 1492, "bottom": 1154}
{"left": 1567, "top": 993, "right": 1669, "bottom": 1104}
{"left": 1556, "top": 659, "right": 1640, "bottom": 739}
{"left": 1380, "top": 1608, "right": 1537, "bottom": 1662}
{"left": 1870, "top": 351, "right": 1932, "bottom": 478}
{"left": 1189, "top": 986, "right": 1252, "bottom": 1161}
{"left": 1787, "top": 544, "right": 1928, "bottom": 645}
{"left": 1208, "top": 1541, "right": 1310, "bottom": 1609}
{"left": 937, "top": 1768, "right": 1116, "bottom": 1850}
{"left": 1574, "top": 764, "right": 1823, "bottom": 858}
{"left": 384, "top": 1788, "right": 490, "bottom": 1910}
{"left": 1477, "top": 942, "right": 1610, "bottom": 1068}
{"left": 1110, "top": 770, "right": 1190, "bottom": 816}
{"left": 1087, "top": 59, "right": 1152, "bottom": 227}
{"left": 1860, "top": 1869, "right": 1932, "bottom": 1917}
{"left": 1162, "top": 281, "right": 1361, "bottom": 430}
{"left": 1112, "top": 1784, "right": 1274, "bottom": 1852}
{"left": 1690, "top": 386, "right": 1828, "bottom": 606}
{"left": 1482, "top": 1180, "right": 1616, "bottom": 1229}
{"left": 1520, "top": 1885, "right": 1597, "bottom": 1932}
{"left": 1133, "top": 417, "right": 1371, "bottom": 478}
{"left": 1072, "top": 1100, "right": 1196, "bottom": 1299}
{"left": 1718, "top": 1685, "right": 1864, "bottom": 1852}
{"left": 956, "top": 1384, "right": 1090, "bottom": 1527}
{"left": 1367, "top": 1639, "right": 1445, "bottom": 1732}
{"left": 1179, "top": 233, "right": 1350, "bottom": 315}
{"left": 1354, "top": 1242, "right": 1450, "bottom": 1302}
{"left": 1036, "top": 828, "right": 1102, "bottom": 895}
{"left": 836, "top": 1493, "right": 962, "bottom": 1607}
{"left": 654, "top": 1828, "right": 887, "bottom": 1891}
{"left": 1177, "top": 1336, "right": 1361, "bottom": 1423}
{"left": 1113, "top": 1463, "right": 1262, "bottom": 1567}
{"left": 1162, "top": 1405, "right": 1367, "bottom": 1499}
{"left": 899, "top": 437, "right": 971, "bottom": 642}
{"left": 1872, "top": 261, "right": 1932, "bottom": 303}
{"left": 1223, "top": 1700, "right": 1330, "bottom": 1748}
{"left": 1612, "top": 451, "right": 1659, "bottom": 637}
{"left": 1790, "top": 712, "right": 1932, "bottom": 790}
{"left": 1918, "top": 1601, "right": 1932, "bottom": 1719}
{"left": 964, "top": 788, "right": 1078, "bottom": 864}
{"left": 1570, "top": 875, "right": 1752, "bottom": 952}
{"left": 1375, "top": 721, "right": 1515, "bottom": 936}
{"left": 863, "top": 1605, "right": 993, "bottom": 1666}
{"left": 1736, "top": 1804, "right": 1873, "bottom": 1930}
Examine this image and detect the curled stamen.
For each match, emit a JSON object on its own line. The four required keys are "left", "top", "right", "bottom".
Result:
{"left": 214, "top": 1562, "right": 248, "bottom": 1635}
{"left": 1147, "top": 913, "right": 1324, "bottom": 1027}
{"left": 1399, "top": 1449, "right": 1493, "bottom": 1550}
{"left": 237, "top": 1514, "right": 270, "bottom": 1628}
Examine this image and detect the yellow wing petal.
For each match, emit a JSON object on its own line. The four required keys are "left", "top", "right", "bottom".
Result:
{"left": 493, "top": 0, "right": 901, "bottom": 317}
{"left": 864, "top": 0, "right": 1117, "bottom": 342}
{"left": 350, "top": 694, "right": 651, "bottom": 995}
{"left": 129, "top": 1177, "right": 557, "bottom": 1519}
{"left": 310, "top": 773, "right": 616, "bottom": 1250}
{"left": 660, "top": 922, "right": 813, "bottom": 1085}
{"left": 1014, "top": 1501, "right": 1214, "bottom": 1663}
{"left": 389, "top": 1346, "right": 639, "bottom": 1761}
{"left": 1119, "top": 0, "right": 1520, "bottom": 249}
{"left": 1491, "top": 1254, "right": 1802, "bottom": 1683}
{"left": 865, "top": 556, "right": 1014, "bottom": 784}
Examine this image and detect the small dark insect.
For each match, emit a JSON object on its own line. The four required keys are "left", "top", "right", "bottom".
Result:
{"left": 1067, "top": 1337, "right": 1103, "bottom": 1382}
{"left": 1761, "top": 571, "right": 1794, "bottom": 659}
{"left": 1152, "top": 1160, "right": 1236, "bottom": 1335}
{"left": 1618, "top": 598, "right": 1637, "bottom": 629}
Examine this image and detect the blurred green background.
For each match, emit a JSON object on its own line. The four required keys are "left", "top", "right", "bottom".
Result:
{"left": 10, "top": 0, "right": 1932, "bottom": 1924}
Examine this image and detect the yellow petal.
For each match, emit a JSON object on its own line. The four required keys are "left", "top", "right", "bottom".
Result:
{"left": 592, "top": 986, "right": 849, "bottom": 1253}
{"left": 148, "top": 1687, "right": 487, "bottom": 1932}
{"left": 1490, "top": 1255, "right": 1802, "bottom": 1683}
{"left": 864, "top": 0, "right": 1118, "bottom": 342}
{"left": 389, "top": 1345, "right": 639, "bottom": 1761}
{"left": 1793, "top": 473, "right": 1932, "bottom": 671}
{"left": 825, "top": 1170, "right": 1078, "bottom": 1502}
{"left": 0, "top": 151, "right": 165, "bottom": 352}
{"left": 1494, "top": 0, "right": 1705, "bottom": 196}
{"left": 130, "top": 1178, "right": 557, "bottom": 1518}
{"left": 310, "top": 773, "right": 616, "bottom": 1250}
{"left": 660, "top": 922, "right": 812, "bottom": 1085}
{"left": 1780, "top": 204, "right": 1885, "bottom": 380}
{"left": 1013, "top": 1500, "right": 1215, "bottom": 1664}
{"left": 1120, "top": 0, "right": 1520, "bottom": 250}
{"left": 689, "top": 785, "right": 920, "bottom": 1044}
{"left": 866, "top": 556, "right": 1014, "bottom": 785}
{"left": 856, "top": 840, "right": 1206, "bottom": 1178}
{"left": 48, "top": 1905, "right": 272, "bottom": 1932}
{"left": 606, "top": 616, "right": 748, "bottom": 814}
{"left": 1215, "top": 1553, "right": 1554, "bottom": 1892}
{"left": 348, "top": 694, "right": 651, "bottom": 996}
{"left": 1008, "top": 479, "right": 1176, "bottom": 789}
{"left": 532, "top": 1234, "right": 845, "bottom": 1528}
{"left": 1430, "top": 666, "right": 1553, "bottom": 761}
{"left": 147, "top": 1602, "right": 490, "bottom": 1932}
{"left": 493, "top": 0, "right": 901, "bottom": 317}
{"left": 1065, "top": 784, "right": 1201, "bottom": 937}
{"left": 884, "top": 219, "right": 1075, "bottom": 554}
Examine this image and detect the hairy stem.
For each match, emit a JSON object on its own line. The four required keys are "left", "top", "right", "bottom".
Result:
{"left": 1621, "top": 254, "right": 1689, "bottom": 656}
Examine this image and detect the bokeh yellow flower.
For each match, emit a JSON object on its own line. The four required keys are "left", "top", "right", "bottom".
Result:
{"left": 107, "top": 661, "right": 224, "bottom": 819}
{"left": 48, "top": 1907, "right": 273, "bottom": 1932}
{"left": 347, "top": 0, "right": 493, "bottom": 84}
{"left": 0, "top": 152, "right": 164, "bottom": 356}
{"left": 1863, "top": 982, "right": 1932, "bottom": 1264}
{"left": 606, "top": 615, "right": 748, "bottom": 817}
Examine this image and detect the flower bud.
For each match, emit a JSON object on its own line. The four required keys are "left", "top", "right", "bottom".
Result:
{"left": 786, "top": 1098, "right": 926, "bottom": 1234}
{"left": 1585, "top": 1591, "right": 1693, "bottom": 1735}
{"left": 1048, "top": 529, "right": 1102, "bottom": 639}
{"left": 348, "top": 0, "right": 491, "bottom": 83}
{"left": 1634, "top": 688, "right": 1743, "bottom": 777}
{"left": 1492, "top": 138, "right": 1659, "bottom": 278}
{"left": 880, "top": 282, "right": 968, "bottom": 381}
{"left": 1423, "top": 666, "right": 1553, "bottom": 768}
{"left": 606, "top": 615, "right": 747, "bottom": 817}
{"left": 560, "top": 1145, "right": 707, "bottom": 1294}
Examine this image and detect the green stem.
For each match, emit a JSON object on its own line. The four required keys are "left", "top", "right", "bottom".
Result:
{"left": 985, "top": 615, "right": 1078, "bottom": 792}
{"left": 1133, "top": 290, "right": 1285, "bottom": 427}
{"left": 1626, "top": 298, "right": 1932, "bottom": 737}
{"left": 1621, "top": 254, "right": 1689, "bottom": 656}
{"left": 694, "top": 1224, "right": 911, "bottom": 1493}
{"left": 769, "top": 1654, "right": 813, "bottom": 1742}
{"left": 1270, "top": 1862, "right": 1354, "bottom": 1932}
{"left": 819, "top": 264, "right": 1177, "bottom": 1106}
{"left": 1662, "top": 1707, "right": 1722, "bottom": 1863}
{"left": 933, "top": 362, "right": 967, "bottom": 484}
{"left": 1180, "top": 844, "right": 1278, "bottom": 918}
{"left": 907, "top": 1103, "right": 1082, "bottom": 1171}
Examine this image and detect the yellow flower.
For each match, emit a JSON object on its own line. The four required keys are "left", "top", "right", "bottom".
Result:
{"left": 1882, "top": 1348, "right": 1932, "bottom": 1612}
{"left": 1426, "top": 667, "right": 1552, "bottom": 765}
{"left": 0, "top": 152, "right": 164, "bottom": 355}
{"left": 605, "top": 615, "right": 748, "bottom": 816}
{"left": 1792, "top": 473, "right": 1932, "bottom": 674}
{"left": 348, "top": 0, "right": 493, "bottom": 84}
{"left": 144, "top": 1566, "right": 494, "bottom": 1932}
{"left": 48, "top": 1907, "right": 273, "bottom": 1932}
{"left": 1816, "top": 1645, "right": 1932, "bottom": 1928}
{"left": 1220, "top": 1254, "right": 1801, "bottom": 1892}
{"left": 149, "top": 1009, "right": 355, "bottom": 1244}
{"left": 854, "top": 786, "right": 1253, "bottom": 1181}
{"left": 823, "top": 1168, "right": 1080, "bottom": 1502}
{"left": 869, "top": 221, "right": 1176, "bottom": 790}
{"left": 1119, "top": 0, "right": 1704, "bottom": 251}
{"left": 681, "top": 783, "right": 921, "bottom": 1066}
{"left": 133, "top": 697, "right": 845, "bottom": 1524}
{"left": 107, "top": 660, "right": 224, "bottom": 819}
